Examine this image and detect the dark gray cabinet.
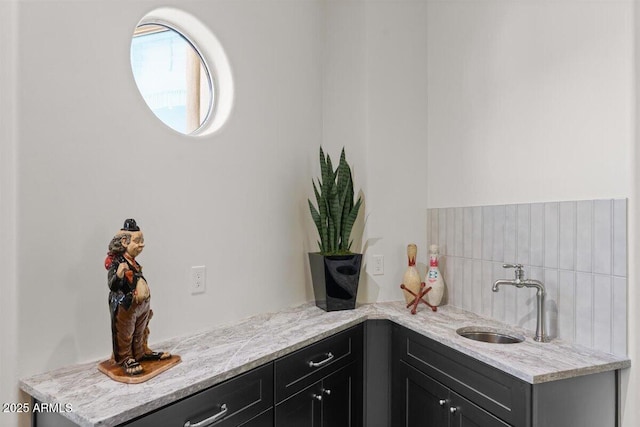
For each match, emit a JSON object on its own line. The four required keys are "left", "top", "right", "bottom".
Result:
{"left": 123, "top": 363, "right": 274, "bottom": 427}
{"left": 392, "top": 323, "right": 528, "bottom": 427}
{"left": 274, "top": 362, "right": 359, "bottom": 427}
{"left": 274, "top": 325, "right": 363, "bottom": 427}
{"left": 394, "top": 360, "right": 509, "bottom": 427}
{"left": 391, "top": 322, "right": 619, "bottom": 427}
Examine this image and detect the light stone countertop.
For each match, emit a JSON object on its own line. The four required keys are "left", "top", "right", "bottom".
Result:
{"left": 20, "top": 302, "right": 631, "bottom": 427}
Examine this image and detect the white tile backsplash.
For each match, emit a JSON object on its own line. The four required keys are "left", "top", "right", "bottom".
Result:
{"left": 530, "top": 203, "right": 544, "bottom": 267}
{"left": 593, "top": 200, "right": 612, "bottom": 275}
{"left": 559, "top": 201, "right": 576, "bottom": 271}
{"left": 427, "top": 198, "right": 627, "bottom": 356}
{"left": 516, "top": 204, "right": 530, "bottom": 265}
{"left": 576, "top": 200, "right": 593, "bottom": 273}
{"left": 613, "top": 200, "right": 627, "bottom": 277}
{"left": 544, "top": 203, "right": 559, "bottom": 269}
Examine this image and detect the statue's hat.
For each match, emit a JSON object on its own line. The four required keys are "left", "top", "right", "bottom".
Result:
{"left": 121, "top": 218, "right": 140, "bottom": 232}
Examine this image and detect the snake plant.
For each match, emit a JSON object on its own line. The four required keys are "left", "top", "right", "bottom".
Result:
{"left": 308, "top": 147, "right": 362, "bottom": 255}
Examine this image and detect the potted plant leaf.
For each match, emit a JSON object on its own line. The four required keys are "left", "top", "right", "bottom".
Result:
{"left": 308, "top": 147, "right": 363, "bottom": 311}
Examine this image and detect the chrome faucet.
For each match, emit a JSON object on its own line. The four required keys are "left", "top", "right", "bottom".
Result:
{"left": 492, "top": 264, "right": 549, "bottom": 343}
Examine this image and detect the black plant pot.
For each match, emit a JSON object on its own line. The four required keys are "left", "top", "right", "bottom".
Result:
{"left": 308, "top": 252, "right": 362, "bottom": 311}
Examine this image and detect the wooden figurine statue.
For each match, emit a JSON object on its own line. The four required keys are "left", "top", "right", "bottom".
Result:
{"left": 103, "top": 219, "right": 171, "bottom": 377}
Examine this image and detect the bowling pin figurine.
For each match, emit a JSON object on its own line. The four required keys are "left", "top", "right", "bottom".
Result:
{"left": 425, "top": 244, "right": 445, "bottom": 306}
{"left": 401, "top": 244, "right": 422, "bottom": 305}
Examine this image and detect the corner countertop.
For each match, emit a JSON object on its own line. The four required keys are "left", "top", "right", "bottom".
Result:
{"left": 20, "top": 302, "right": 630, "bottom": 427}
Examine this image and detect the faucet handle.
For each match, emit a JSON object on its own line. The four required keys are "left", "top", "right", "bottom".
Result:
{"left": 503, "top": 264, "right": 524, "bottom": 279}
{"left": 502, "top": 263, "right": 523, "bottom": 270}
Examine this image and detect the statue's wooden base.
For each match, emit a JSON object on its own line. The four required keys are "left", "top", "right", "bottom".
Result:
{"left": 98, "top": 355, "right": 181, "bottom": 384}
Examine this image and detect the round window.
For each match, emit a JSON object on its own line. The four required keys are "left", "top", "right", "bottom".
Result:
{"left": 130, "top": 8, "right": 234, "bottom": 136}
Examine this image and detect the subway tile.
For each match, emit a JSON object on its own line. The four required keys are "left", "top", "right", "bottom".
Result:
{"left": 576, "top": 201, "right": 593, "bottom": 273}
{"left": 463, "top": 207, "right": 473, "bottom": 259}
{"left": 438, "top": 209, "right": 447, "bottom": 255}
{"left": 503, "top": 280, "right": 517, "bottom": 326}
{"left": 559, "top": 202, "right": 576, "bottom": 271}
{"left": 530, "top": 203, "right": 544, "bottom": 267}
{"left": 504, "top": 205, "right": 517, "bottom": 264}
{"left": 481, "top": 261, "right": 493, "bottom": 318}
{"left": 472, "top": 207, "right": 483, "bottom": 259}
{"left": 427, "top": 209, "right": 437, "bottom": 247}
{"left": 446, "top": 208, "right": 455, "bottom": 257}
{"left": 444, "top": 255, "right": 455, "bottom": 306}
{"left": 544, "top": 203, "right": 559, "bottom": 269}
{"left": 492, "top": 262, "right": 506, "bottom": 322}
{"left": 454, "top": 257, "right": 464, "bottom": 308}
{"left": 558, "top": 271, "right": 575, "bottom": 342}
{"left": 518, "top": 287, "right": 538, "bottom": 333}
{"left": 593, "top": 275, "right": 612, "bottom": 354}
{"left": 544, "top": 269, "right": 559, "bottom": 339}
{"left": 613, "top": 199, "right": 627, "bottom": 277}
{"left": 492, "top": 205, "right": 505, "bottom": 262}
{"left": 471, "top": 260, "right": 482, "bottom": 314}
{"left": 593, "top": 200, "right": 612, "bottom": 275}
{"left": 482, "top": 206, "right": 493, "bottom": 261}
{"left": 516, "top": 204, "right": 530, "bottom": 265}
{"left": 454, "top": 208, "right": 464, "bottom": 257}
{"left": 612, "top": 277, "right": 627, "bottom": 356}
{"left": 575, "top": 273, "right": 593, "bottom": 348}
{"left": 462, "top": 259, "right": 473, "bottom": 311}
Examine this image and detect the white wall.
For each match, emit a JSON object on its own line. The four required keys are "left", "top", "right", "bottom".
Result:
{"left": 0, "top": 1, "right": 20, "bottom": 426}
{"left": 427, "top": 0, "right": 632, "bottom": 207}
{"left": 3, "top": 1, "right": 323, "bottom": 425}
{"left": 425, "top": 1, "right": 636, "bottom": 426}
{"left": 323, "top": 0, "right": 429, "bottom": 303}
{"left": 630, "top": 3, "right": 640, "bottom": 427}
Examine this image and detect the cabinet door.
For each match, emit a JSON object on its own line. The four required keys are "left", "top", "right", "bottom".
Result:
{"left": 240, "top": 408, "right": 274, "bottom": 427}
{"left": 275, "top": 382, "right": 322, "bottom": 427}
{"left": 393, "top": 360, "right": 449, "bottom": 427}
{"left": 449, "top": 392, "right": 510, "bottom": 427}
{"left": 321, "top": 362, "right": 361, "bottom": 427}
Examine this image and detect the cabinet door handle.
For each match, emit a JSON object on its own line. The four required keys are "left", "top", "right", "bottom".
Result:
{"left": 184, "top": 403, "right": 228, "bottom": 427}
{"left": 308, "top": 352, "right": 334, "bottom": 368}
{"left": 322, "top": 388, "right": 331, "bottom": 396}
{"left": 438, "top": 399, "right": 447, "bottom": 407}
{"left": 450, "top": 407, "right": 458, "bottom": 415}
{"left": 313, "top": 393, "right": 323, "bottom": 401}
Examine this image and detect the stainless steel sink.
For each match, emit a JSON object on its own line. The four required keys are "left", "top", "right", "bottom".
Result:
{"left": 456, "top": 327, "right": 524, "bottom": 344}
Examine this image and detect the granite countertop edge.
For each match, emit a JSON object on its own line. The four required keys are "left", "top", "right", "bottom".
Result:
{"left": 20, "top": 302, "right": 631, "bottom": 427}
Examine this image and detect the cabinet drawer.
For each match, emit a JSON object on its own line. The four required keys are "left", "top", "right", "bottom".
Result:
{"left": 275, "top": 324, "right": 363, "bottom": 403}
{"left": 392, "top": 324, "right": 530, "bottom": 427}
{"left": 124, "top": 363, "right": 273, "bottom": 427}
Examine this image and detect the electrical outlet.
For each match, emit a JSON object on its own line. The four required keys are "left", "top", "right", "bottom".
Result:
{"left": 191, "top": 266, "right": 206, "bottom": 294}
{"left": 372, "top": 255, "right": 384, "bottom": 275}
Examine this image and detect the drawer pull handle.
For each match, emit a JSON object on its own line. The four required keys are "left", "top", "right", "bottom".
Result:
{"left": 184, "top": 403, "right": 228, "bottom": 427}
{"left": 308, "top": 352, "right": 334, "bottom": 368}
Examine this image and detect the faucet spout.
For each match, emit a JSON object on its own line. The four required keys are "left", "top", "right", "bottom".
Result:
{"left": 492, "top": 279, "right": 516, "bottom": 292}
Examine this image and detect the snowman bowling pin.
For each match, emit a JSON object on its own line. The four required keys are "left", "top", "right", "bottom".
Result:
{"left": 425, "top": 244, "right": 445, "bottom": 306}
